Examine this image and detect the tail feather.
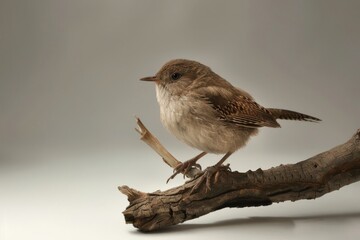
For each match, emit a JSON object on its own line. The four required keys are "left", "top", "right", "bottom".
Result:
{"left": 267, "top": 108, "right": 321, "bottom": 122}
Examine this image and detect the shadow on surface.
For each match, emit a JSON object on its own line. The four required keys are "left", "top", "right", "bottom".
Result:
{"left": 132, "top": 212, "right": 360, "bottom": 234}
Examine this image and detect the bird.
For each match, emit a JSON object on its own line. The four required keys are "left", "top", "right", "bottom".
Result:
{"left": 140, "top": 59, "right": 320, "bottom": 183}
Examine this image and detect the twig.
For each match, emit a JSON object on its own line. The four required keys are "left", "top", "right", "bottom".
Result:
{"left": 135, "top": 117, "right": 201, "bottom": 178}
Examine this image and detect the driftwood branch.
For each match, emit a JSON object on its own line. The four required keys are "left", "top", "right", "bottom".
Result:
{"left": 135, "top": 117, "right": 201, "bottom": 178}
{"left": 120, "top": 120, "right": 360, "bottom": 232}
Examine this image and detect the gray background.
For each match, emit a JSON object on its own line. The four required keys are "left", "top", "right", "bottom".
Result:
{"left": 1, "top": 0, "right": 359, "bottom": 239}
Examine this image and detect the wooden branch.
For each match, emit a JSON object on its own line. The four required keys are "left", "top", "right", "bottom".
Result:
{"left": 135, "top": 117, "right": 201, "bottom": 178}
{"left": 120, "top": 124, "right": 360, "bottom": 232}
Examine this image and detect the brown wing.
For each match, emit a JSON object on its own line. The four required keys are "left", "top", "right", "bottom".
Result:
{"left": 197, "top": 86, "right": 280, "bottom": 128}
{"left": 266, "top": 108, "right": 321, "bottom": 122}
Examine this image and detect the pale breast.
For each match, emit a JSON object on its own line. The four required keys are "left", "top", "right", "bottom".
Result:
{"left": 155, "top": 85, "right": 258, "bottom": 154}
{"left": 156, "top": 85, "right": 190, "bottom": 139}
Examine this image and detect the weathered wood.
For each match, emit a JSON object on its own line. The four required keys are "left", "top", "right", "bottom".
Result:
{"left": 119, "top": 129, "right": 360, "bottom": 232}
{"left": 135, "top": 117, "right": 201, "bottom": 178}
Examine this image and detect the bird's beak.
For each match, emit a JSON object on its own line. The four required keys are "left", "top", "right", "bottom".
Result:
{"left": 140, "top": 76, "right": 157, "bottom": 82}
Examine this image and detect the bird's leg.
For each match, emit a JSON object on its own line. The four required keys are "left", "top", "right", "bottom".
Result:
{"left": 166, "top": 152, "right": 207, "bottom": 183}
{"left": 191, "top": 152, "right": 233, "bottom": 193}
{"left": 214, "top": 151, "right": 233, "bottom": 168}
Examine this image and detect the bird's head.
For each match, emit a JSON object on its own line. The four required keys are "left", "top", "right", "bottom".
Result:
{"left": 140, "top": 59, "right": 212, "bottom": 95}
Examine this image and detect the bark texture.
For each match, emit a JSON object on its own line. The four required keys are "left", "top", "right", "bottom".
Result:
{"left": 119, "top": 129, "right": 360, "bottom": 232}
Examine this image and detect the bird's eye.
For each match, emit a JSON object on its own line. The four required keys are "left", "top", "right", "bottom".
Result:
{"left": 171, "top": 72, "right": 182, "bottom": 80}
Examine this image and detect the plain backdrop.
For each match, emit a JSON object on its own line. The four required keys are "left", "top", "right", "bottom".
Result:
{"left": 1, "top": 1, "right": 360, "bottom": 240}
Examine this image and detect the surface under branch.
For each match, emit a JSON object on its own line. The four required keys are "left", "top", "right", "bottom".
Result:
{"left": 120, "top": 124, "right": 360, "bottom": 232}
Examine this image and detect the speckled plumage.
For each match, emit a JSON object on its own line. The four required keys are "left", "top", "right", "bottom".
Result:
{"left": 141, "top": 59, "right": 320, "bottom": 177}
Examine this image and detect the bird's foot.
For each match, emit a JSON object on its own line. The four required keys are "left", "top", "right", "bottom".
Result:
{"left": 190, "top": 164, "right": 231, "bottom": 194}
{"left": 166, "top": 158, "right": 202, "bottom": 183}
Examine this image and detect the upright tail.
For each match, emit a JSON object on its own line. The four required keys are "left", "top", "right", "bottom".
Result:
{"left": 267, "top": 108, "right": 321, "bottom": 122}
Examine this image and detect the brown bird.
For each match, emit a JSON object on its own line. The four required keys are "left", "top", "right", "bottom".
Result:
{"left": 141, "top": 59, "right": 320, "bottom": 182}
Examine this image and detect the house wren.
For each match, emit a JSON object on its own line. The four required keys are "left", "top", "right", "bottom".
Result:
{"left": 140, "top": 59, "right": 320, "bottom": 181}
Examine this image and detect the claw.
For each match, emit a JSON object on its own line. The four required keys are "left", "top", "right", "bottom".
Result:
{"left": 190, "top": 167, "right": 215, "bottom": 194}
{"left": 194, "top": 163, "right": 202, "bottom": 171}
{"left": 166, "top": 159, "right": 202, "bottom": 183}
{"left": 189, "top": 164, "right": 231, "bottom": 194}
{"left": 223, "top": 163, "right": 231, "bottom": 172}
